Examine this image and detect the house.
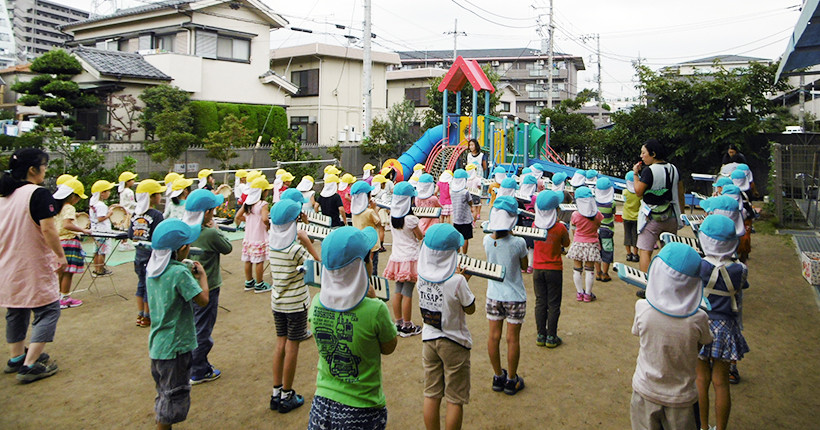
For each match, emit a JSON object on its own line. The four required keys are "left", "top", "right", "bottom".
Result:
{"left": 771, "top": 64, "right": 820, "bottom": 131}
{"left": 572, "top": 104, "right": 611, "bottom": 128}
{"left": 269, "top": 43, "right": 400, "bottom": 146}
{"left": 661, "top": 55, "right": 773, "bottom": 76}
{"left": 396, "top": 48, "right": 585, "bottom": 122}
{"left": 0, "top": 63, "right": 47, "bottom": 119}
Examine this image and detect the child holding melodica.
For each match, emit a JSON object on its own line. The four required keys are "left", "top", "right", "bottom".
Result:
{"left": 518, "top": 174, "right": 539, "bottom": 273}
{"left": 236, "top": 177, "right": 274, "bottom": 293}
{"left": 415, "top": 173, "right": 441, "bottom": 234}
{"left": 438, "top": 170, "right": 453, "bottom": 224}
{"left": 449, "top": 169, "right": 474, "bottom": 254}
{"left": 531, "top": 190, "right": 570, "bottom": 348}
{"left": 694, "top": 214, "right": 750, "bottom": 430}
{"left": 383, "top": 181, "right": 424, "bottom": 337}
{"left": 566, "top": 187, "right": 602, "bottom": 302}
{"left": 52, "top": 178, "right": 91, "bottom": 309}
{"left": 623, "top": 172, "right": 641, "bottom": 262}
{"left": 593, "top": 178, "right": 615, "bottom": 282}
{"left": 484, "top": 196, "right": 529, "bottom": 395}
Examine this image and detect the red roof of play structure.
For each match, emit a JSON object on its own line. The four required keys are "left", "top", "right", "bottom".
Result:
{"left": 437, "top": 56, "right": 495, "bottom": 93}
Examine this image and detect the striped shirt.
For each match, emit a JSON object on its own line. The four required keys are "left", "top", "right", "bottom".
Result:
{"left": 269, "top": 241, "right": 310, "bottom": 313}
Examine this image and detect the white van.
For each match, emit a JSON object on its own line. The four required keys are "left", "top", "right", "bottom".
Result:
{"left": 784, "top": 126, "right": 804, "bottom": 134}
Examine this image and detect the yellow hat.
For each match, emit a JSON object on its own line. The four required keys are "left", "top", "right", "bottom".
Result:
{"left": 280, "top": 172, "right": 295, "bottom": 182}
{"left": 379, "top": 167, "right": 392, "bottom": 176}
{"left": 363, "top": 163, "right": 376, "bottom": 172}
{"left": 64, "top": 178, "right": 88, "bottom": 199}
{"left": 413, "top": 163, "right": 425, "bottom": 171}
{"left": 118, "top": 171, "right": 137, "bottom": 183}
{"left": 246, "top": 170, "right": 263, "bottom": 182}
{"left": 91, "top": 180, "right": 116, "bottom": 194}
{"left": 164, "top": 172, "right": 182, "bottom": 185}
{"left": 275, "top": 168, "right": 287, "bottom": 178}
{"left": 235, "top": 169, "right": 248, "bottom": 179}
{"left": 372, "top": 174, "right": 387, "bottom": 184}
{"left": 172, "top": 177, "right": 194, "bottom": 191}
{"left": 198, "top": 169, "right": 214, "bottom": 179}
{"left": 250, "top": 177, "right": 275, "bottom": 190}
{"left": 465, "top": 163, "right": 477, "bottom": 171}
{"left": 324, "top": 174, "right": 340, "bottom": 184}
{"left": 340, "top": 173, "right": 356, "bottom": 184}
{"left": 56, "top": 174, "right": 77, "bottom": 186}
{"left": 324, "top": 165, "right": 341, "bottom": 175}
{"left": 136, "top": 179, "right": 166, "bottom": 195}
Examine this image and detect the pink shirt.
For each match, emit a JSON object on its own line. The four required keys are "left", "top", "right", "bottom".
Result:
{"left": 438, "top": 182, "right": 452, "bottom": 205}
{"left": 338, "top": 187, "right": 351, "bottom": 214}
{"left": 570, "top": 211, "right": 603, "bottom": 243}
{"left": 415, "top": 195, "right": 440, "bottom": 234}
{"left": 244, "top": 201, "right": 269, "bottom": 245}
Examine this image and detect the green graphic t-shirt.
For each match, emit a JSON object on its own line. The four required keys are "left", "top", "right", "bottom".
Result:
{"left": 309, "top": 295, "right": 398, "bottom": 408}
{"left": 146, "top": 260, "right": 202, "bottom": 360}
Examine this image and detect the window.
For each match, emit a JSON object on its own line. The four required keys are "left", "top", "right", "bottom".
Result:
{"left": 500, "top": 101, "right": 511, "bottom": 112}
{"left": 138, "top": 33, "right": 152, "bottom": 50}
{"left": 405, "top": 87, "right": 429, "bottom": 107}
{"left": 196, "top": 30, "right": 217, "bottom": 59}
{"left": 0, "top": 33, "right": 9, "bottom": 42}
{"left": 154, "top": 34, "right": 174, "bottom": 52}
{"left": 290, "top": 116, "right": 318, "bottom": 144}
{"left": 291, "top": 69, "right": 319, "bottom": 97}
{"left": 196, "top": 30, "right": 249, "bottom": 61}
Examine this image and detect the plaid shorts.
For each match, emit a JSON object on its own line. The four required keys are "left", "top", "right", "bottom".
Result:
{"left": 485, "top": 298, "right": 526, "bottom": 324}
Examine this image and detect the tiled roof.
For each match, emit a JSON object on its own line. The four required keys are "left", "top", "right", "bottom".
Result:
{"left": 60, "top": 0, "right": 194, "bottom": 29}
{"left": 678, "top": 55, "right": 770, "bottom": 65}
{"left": 398, "top": 48, "right": 573, "bottom": 61}
{"left": 74, "top": 47, "right": 172, "bottom": 81}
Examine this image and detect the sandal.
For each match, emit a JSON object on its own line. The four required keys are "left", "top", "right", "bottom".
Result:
{"left": 600, "top": 274, "right": 612, "bottom": 282}
{"left": 595, "top": 271, "right": 603, "bottom": 281}
{"left": 135, "top": 315, "right": 143, "bottom": 327}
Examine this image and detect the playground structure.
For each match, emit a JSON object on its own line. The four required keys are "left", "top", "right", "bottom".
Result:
{"left": 382, "top": 56, "right": 625, "bottom": 189}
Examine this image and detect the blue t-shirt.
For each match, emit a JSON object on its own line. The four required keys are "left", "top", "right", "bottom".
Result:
{"left": 483, "top": 234, "right": 528, "bottom": 302}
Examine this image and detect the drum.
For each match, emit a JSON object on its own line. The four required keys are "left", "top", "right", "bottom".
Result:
{"left": 76, "top": 212, "right": 90, "bottom": 230}
{"left": 216, "top": 184, "right": 232, "bottom": 199}
{"left": 109, "top": 205, "right": 130, "bottom": 231}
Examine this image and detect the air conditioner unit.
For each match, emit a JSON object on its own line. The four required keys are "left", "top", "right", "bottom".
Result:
{"left": 536, "top": 101, "right": 545, "bottom": 107}
{"left": 491, "top": 60, "right": 500, "bottom": 67}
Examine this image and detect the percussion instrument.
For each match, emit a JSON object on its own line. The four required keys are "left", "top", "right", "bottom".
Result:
{"left": 412, "top": 207, "right": 441, "bottom": 218}
{"left": 76, "top": 212, "right": 90, "bottom": 230}
{"left": 659, "top": 232, "right": 704, "bottom": 256}
{"left": 216, "top": 184, "right": 232, "bottom": 199}
{"left": 457, "top": 254, "right": 505, "bottom": 281}
{"left": 613, "top": 262, "right": 648, "bottom": 289}
{"left": 109, "top": 205, "right": 130, "bottom": 230}
{"left": 480, "top": 221, "right": 548, "bottom": 240}
{"left": 559, "top": 203, "right": 577, "bottom": 212}
{"left": 303, "top": 211, "right": 332, "bottom": 227}
{"left": 297, "top": 223, "right": 332, "bottom": 240}
{"left": 303, "top": 259, "right": 390, "bottom": 301}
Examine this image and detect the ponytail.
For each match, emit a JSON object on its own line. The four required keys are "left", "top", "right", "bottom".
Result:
{"left": 0, "top": 148, "right": 49, "bottom": 197}
{"left": 391, "top": 215, "right": 405, "bottom": 230}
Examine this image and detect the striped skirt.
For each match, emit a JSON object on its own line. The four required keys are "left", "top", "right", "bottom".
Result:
{"left": 61, "top": 238, "right": 86, "bottom": 274}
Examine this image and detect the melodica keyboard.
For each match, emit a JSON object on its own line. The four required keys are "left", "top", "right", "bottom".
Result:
{"left": 303, "top": 259, "right": 390, "bottom": 301}
{"left": 303, "top": 211, "right": 332, "bottom": 227}
{"left": 457, "top": 254, "right": 505, "bottom": 281}
{"left": 297, "top": 222, "right": 332, "bottom": 240}
{"left": 412, "top": 207, "right": 442, "bottom": 218}
{"left": 480, "top": 221, "right": 548, "bottom": 240}
{"left": 659, "top": 232, "right": 704, "bottom": 256}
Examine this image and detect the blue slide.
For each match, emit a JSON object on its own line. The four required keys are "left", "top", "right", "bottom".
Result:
{"left": 529, "top": 159, "right": 628, "bottom": 189}
{"left": 397, "top": 124, "right": 444, "bottom": 180}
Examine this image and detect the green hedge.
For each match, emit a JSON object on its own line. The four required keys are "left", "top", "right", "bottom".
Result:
{"left": 190, "top": 101, "right": 287, "bottom": 145}
{"left": 190, "top": 101, "right": 218, "bottom": 139}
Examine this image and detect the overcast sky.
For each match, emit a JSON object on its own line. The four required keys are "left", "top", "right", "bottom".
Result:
{"left": 58, "top": 0, "right": 803, "bottom": 103}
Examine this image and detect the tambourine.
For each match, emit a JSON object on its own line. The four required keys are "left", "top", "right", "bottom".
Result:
{"left": 216, "top": 184, "right": 232, "bottom": 199}
{"left": 109, "top": 205, "right": 130, "bottom": 231}
{"left": 76, "top": 212, "right": 90, "bottom": 230}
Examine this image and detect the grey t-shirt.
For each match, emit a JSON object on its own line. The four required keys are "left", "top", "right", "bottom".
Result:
{"left": 450, "top": 189, "right": 472, "bottom": 225}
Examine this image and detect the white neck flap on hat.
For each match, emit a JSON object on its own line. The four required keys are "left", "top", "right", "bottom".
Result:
{"left": 269, "top": 220, "right": 297, "bottom": 250}
{"left": 570, "top": 172, "right": 586, "bottom": 187}
{"left": 732, "top": 176, "right": 750, "bottom": 192}
{"left": 698, "top": 230, "right": 738, "bottom": 261}
{"left": 520, "top": 183, "right": 536, "bottom": 197}
{"left": 468, "top": 169, "right": 477, "bottom": 179}
{"left": 135, "top": 192, "right": 150, "bottom": 215}
{"left": 182, "top": 210, "right": 204, "bottom": 227}
{"left": 245, "top": 187, "right": 263, "bottom": 205}
{"left": 320, "top": 182, "right": 337, "bottom": 198}
{"left": 577, "top": 197, "right": 598, "bottom": 217}
{"left": 90, "top": 192, "right": 101, "bottom": 207}
{"left": 645, "top": 258, "right": 703, "bottom": 318}
{"left": 451, "top": 178, "right": 467, "bottom": 192}
{"left": 319, "top": 259, "right": 369, "bottom": 312}
{"left": 363, "top": 170, "right": 372, "bottom": 180}
{"left": 552, "top": 182, "right": 565, "bottom": 192}
{"left": 595, "top": 187, "right": 614, "bottom": 204}
{"left": 146, "top": 249, "right": 173, "bottom": 278}
{"left": 534, "top": 207, "right": 557, "bottom": 229}
{"left": 391, "top": 194, "right": 412, "bottom": 217}
{"left": 417, "top": 181, "right": 435, "bottom": 199}
{"left": 626, "top": 179, "right": 636, "bottom": 194}
{"left": 198, "top": 177, "right": 207, "bottom": 189}
{"left": 272, "top": 177, "right": 284, "bottom": 202}
{"left": 351, "top": 192, "right": 369, "bottom": 215}
{"left": 712, "top": 209, "right": 745, "bottom": 237}
{"left": 494, "top": 172, "right": 506, "bottom": 184}
{"left": 497, "top": 186, "right": 515, "bottom": 197}
{"left": 418, "top": 245, "right": 458, "bottom": 283}
{"left": 488, "top": 207, "right": 517, "bottom": 231}
{"left": 118, "top": 181, "right": 125, "bottom": 193}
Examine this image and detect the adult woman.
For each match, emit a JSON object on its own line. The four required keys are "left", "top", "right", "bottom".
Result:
{"left": 721, "top": 144, "right": 747, "bottom": 166}
{"left": 0, "top": 148, "right": 64, "bottom": 383}
{"left": 632, "top": 139, "right": 685, "bottom": 273}
{"left": 466, "top": 138, "right": 487, "bottom": 179}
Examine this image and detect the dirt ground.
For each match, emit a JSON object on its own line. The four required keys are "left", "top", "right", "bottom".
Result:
{"left": 2, "top": 206, "right": 819, "bottom": 429}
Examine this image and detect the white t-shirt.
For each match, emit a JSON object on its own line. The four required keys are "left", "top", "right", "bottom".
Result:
{"left": 418, "top": 274, "right": 475, "bottom": 349}
{"left": 466, "top": 152, "right": 484, "bottom": 179}
{"left": 90, "top": 201, "right": 112, "bottom": 232}
{"left": 631, "top": 300, "right": 712, "bottom": 407}
{"left": 388, "top": 215, "right": 420, "bottom": 262}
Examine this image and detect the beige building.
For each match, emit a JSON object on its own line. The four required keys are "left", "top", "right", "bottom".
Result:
{"left": 661, "top": 55, "right": 773, "bottom": 76}
{"left": 269, "top": 43, "right": 400, "bottom": 147}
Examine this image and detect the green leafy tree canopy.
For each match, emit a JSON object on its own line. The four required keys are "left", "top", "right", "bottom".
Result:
{"left": 204, "top": 114, "right": 254, "bottom": 178}
{"left": 138, "top": 84, "right": 191, "bottom": 140}
{"left": 362, "top": 99, "right": 419, "bottom": 165}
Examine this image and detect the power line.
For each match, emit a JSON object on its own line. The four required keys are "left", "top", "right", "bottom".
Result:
{"left": 457, "top": 0, "right": 533, "bottom": 21}
{"left": 448, "top": 0, "right": 538, "bottom": 29}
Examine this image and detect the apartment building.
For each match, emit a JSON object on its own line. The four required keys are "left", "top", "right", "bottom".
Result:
{"left": 661, "top": 54, "right": 773, "bottom": 75}
{"left": 6, "top": 0, "right": 89, "bottom": 62}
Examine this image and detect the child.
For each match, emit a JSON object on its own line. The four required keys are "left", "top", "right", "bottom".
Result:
{"left": 185, "top": 189, "right": 233, "bottom": 385}
{"left": 273, "top": 171, "right": 294, "bottom": 203}
{"left": 584, "top": 169, "right": 599, "bottom": 187}
{"left": 90, "top": 180, "right": 116, "bottom": 277}
{"left": 566, "top": 187, "right": 602, "bottom": 302}
{"left": 383, "top": 181, "right": 424, "bottom": 337}
{"left": 145, "top": 219, "right": 209, "bottom": 430}
{"left": 594, "top": 178, "right": 615, "bottom": 282}
{"left": 438, "top": 170, "right": 453, "bottom": 224}
{"left": 449, "top": 169, "right": 474, "bottom": 254}
{"left": 569, "top": 169, "right": 586, "bottom": 188}
{"left": 163, "top": 177, "right": 193, "bottom": 220}
{"left": 268, "top": 199, "right": 317, "bottom": 413}
{"left": 631, "top": 242, "right": 712, "bottom": 430}
{"left": 552, "top": 172, "right": 573, "bottom": 225}
{"left": 532, "top": 190, "right": 570, "bottom": 347}
{"left": 129, "top": 179, "right": 166, "bottom": 327}
{"left": 233, "top": 169, "right": 248, "bottom": 203}
{"left": 372, "top": 172, "right": 393, "bottom": 234}
{"left": 408, "top": 163, "right": 425, "bottom": 188}
{"left": 236, "top": 177, "right": 273, "bottom": 293}
{"left": 315, "top": 174, "right": 346, "bottom": 227}
{"left": 724, "top": 179, "right": 753, "bottom": 263}
{"left": 530, "top": 163, "right": 546, "bottom": 192}
{"left": 695, "top": 215, "right": 750, "bottom": 430}
{"left": 351, "top": 181, "right": 384, "bottom": 275}
{"left": 197, "top": 168, "right": 215, "bottom": 191}
{"left": 307, "top": 227, "right": 397, "bottom": 430}
{"left": 339, "top": 173, "right": 356, "bottom": 222}
{"left": 465, "top": 163, "right": 482, "bottom": 221}
{"left": 623, "top": 172, "right": 640, "bottom": 262}
{"left": 362, "top": 163, "right": 376, "bottom": 184}
{"left": 53, "top": 178, "right": 91, "bottom": 309}
{"left": 416, "top": 173, "right": 441, "bottom": 234}
{"left": 118, "top": 171, "right": 138, "bottom": 251}
{"left": 417, "top": 223, "right": 476, "bottom": 430}
{"left": 296, "top": 175, "right": 316, "bottom": 214}
{"left": 712, "top": 177, "right": 732, "bottom": 197}
{"left": 488, "top": 166, "right": 507, "bottom": 207}
{"left": 484, "top": 196, "right": 529, "bottom": 395}
{"left": 164, "top": 172, "right": 182, "bottom": 195}
{"left": 518, "top": 175, "right": 538, "bottom": 273}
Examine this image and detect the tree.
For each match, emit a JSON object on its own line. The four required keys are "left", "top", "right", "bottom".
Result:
{"left": 540, "top": 92, "right": 597, "bottom": 166}
{"left": 10, "top": 49, "right": 98, "bottom": 135}
{"left": 144, "top": 106, "right": 196, "bottom": 170}
{"left": 138, "top": 84, "right": 190, "bottom": 140}
{"left": 203, "top": 114, "right": 254, "bottom": 181}
{"left": 361, "top": 99, "right": 419, "bottom": 165}
{"left": 269, "top": 131, "right": 319, "bottom": 186}
{"left": 101, "top": 94, "right": 142, "bottom": 141}
{"left": 422, "top": 64, "right": 503, "bottom": 130}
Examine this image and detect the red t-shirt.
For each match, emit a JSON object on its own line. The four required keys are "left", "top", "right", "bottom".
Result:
{"left": 533, "top": 222, "right": 568, "bottom": 270}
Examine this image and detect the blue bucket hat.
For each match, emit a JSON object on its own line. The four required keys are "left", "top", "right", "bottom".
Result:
{"left": 536, "top": 190, "right": 561, "bottom": 210}
{"left": 721, "top": 184, "right": 741, "bottom": 195}
{"left": 152, "top": 219, "right": 200, "bottom": 250}
{"left": 500, "top": 178, "right": 519, "bottom": 189}
{"left": 186, "top": 189, "right": 224, "bottom": 212}
{"left": 322, "top": 226, "right": 379, "bottom": 270}
{"left": 419, "top": 173, "right": 434, "bottom": 183}
{"left": 737, "top": 164, "right": 749, "bottom": 171}
{"left": 423, "top": 223, "right": 464, "bottom": 250}
{"left": 523, "top": 175, "right": 538, "bottom": 185}
{"left": 453, "top": 169, "right": 468, "bottom": 179}
{"left": 521, "top": 167, "right": 532, "bottom": 175}
{"left": 270, "top": 199, "right": 302, "bottom": 225}
{"left": 700, "top": 214, "right": 737, "bottom": 241}
{"left": 714, "top": 177, "right": 732, "bottom": 187}
{"left": 553, "top": 172, "right": 567, "bottom": 184}
{"left": 281, "top": 188, "right": 306, "bottom": 204}
{"left": 350, "top": 181, "right": 375, "bottom": 195}
{"left": 625, "top": 171, "right": 634, "bottom": 181}
{"left": 701, "top": 195, "right": 739, "bottom": 213}
{"left": 657, "top": 242, "right": 701, "bottom": 278}
{"left": 730, "top": 170, "right": 746, "bottom": 180}
{"left": 393, "top": 181, "right": 417, "bottom": 196}
{"left": 574, "top": 186, "right": 593, "bottom": 199}
{"left": 492, "top": 166, "right": 507, "bottom": 175}
{"left": 596, "top": 177, "right": 613, "bottom": 190}
{"left": 585, "top": 169, "right": 598, "bottom": 179}
{"left": 493, "top": 195, "right": 518, "bottom": 214}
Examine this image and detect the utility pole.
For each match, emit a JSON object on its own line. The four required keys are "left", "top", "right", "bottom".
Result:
{"left": 534, "top": 1, "right": 554, "bottom": 109}
{"left": 362, "top": 0, "right": 372, "bottom": 137}
{"left": 580, "top": 33, "right": 602, "bottom": 123}
{"left": 800, "top": 74, "right": 806, "bottom": 130}
{"left": 444, "top": 18, "right": 467, "bottom": 62}
{"left": 632, "top": 52, "right": 646, "bottom": 106}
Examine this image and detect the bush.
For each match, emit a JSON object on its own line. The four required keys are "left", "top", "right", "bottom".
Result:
{"left": 216, "top": 103, "right": 241, "bottom": 126}
{"left": 190, "top": 100, "right": 219, "bottom": 139}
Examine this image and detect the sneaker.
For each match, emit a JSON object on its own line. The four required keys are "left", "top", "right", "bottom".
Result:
{"left": 278, "top": 390, "right": 305, "bottom": 413}
{"left": 636, "top": 290, "right": 646, "bottom": 299}
{"left": 138, "top": 316, "right": 151, "bottom": 328}
{"left": 4, "top": 352, "right": 49, "bottom": 374}
{"left": 254, "top": 282, "right": 272, "bottom": 293}
{"left": 576, "top": 292, "right": 584, "bottom": 302}
{"left": 583, "top": 293, "right": 596, "bottom": 302}
{"left": 91, "top": 269, "right": 113, "bottom": 278}
{"left": 398, "top": 323, "right": 422, "bottom": 338}
{"left": 244, "top": 280, "right": 255, "bottom": 291}
{"left": 526, "top": 266, "right": 533, "bottom": 274}
{"left": 270, "top": 393, "right": 280, "bottom": 411}
{"left": 190, "top": 367, "right": 221, "bottom": 385}
{"left": 394, "top": 320, "right": 404, "bottom": 331}
{"left": 16, "top": 360, "right": 58, "bottom": 383}
{"left": 136, "top": 315, "right": 143, "bottom": 327}
{"left": 728, "top": 365, "right": 740, "bottom": 384}
{"left": 59, "top": 297, "right": 83, "bottom": 309}
{"left": 377, "top": 246, "right": 387, "bottom": 253}
{"left": 504, "top": 374, "right": 525, "bottom": 395}
{"left": 545, "top": 336, "right": 563, "bottom": 348}
{"left": 492, "top": 369, "right": 508, "bottom": 392}
{"left": 536, "top": 334, "right": 547, "bottom": 347}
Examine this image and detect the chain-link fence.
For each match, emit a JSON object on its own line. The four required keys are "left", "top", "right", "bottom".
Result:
{"left": 772, "top": 143, "right": 820, "bottom": 227}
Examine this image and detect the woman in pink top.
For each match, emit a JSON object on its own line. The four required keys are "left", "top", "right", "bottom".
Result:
{"left": 437, "top": 170, "right": 453, "bottom": 224}
{"left": 414, "top": 173, "right": 441, "bottom": 234}
{"left": 0, "top": 148, "right": 64, "bottom": 383}
{"left": 565, "top": 187, "right": 603, "bottom": 303}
